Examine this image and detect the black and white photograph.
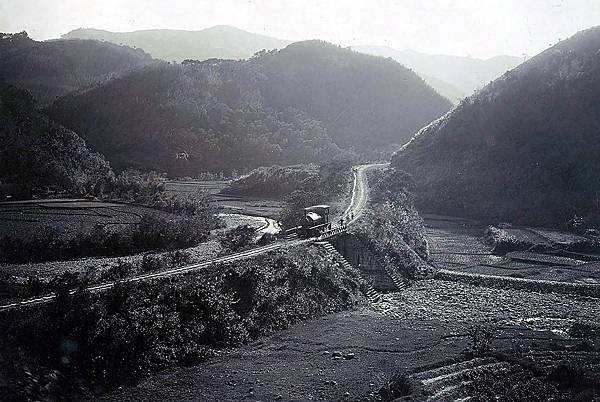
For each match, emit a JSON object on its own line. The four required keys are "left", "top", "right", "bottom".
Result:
{"left": 1, "top": 1, "right": 600, "bottom": 400}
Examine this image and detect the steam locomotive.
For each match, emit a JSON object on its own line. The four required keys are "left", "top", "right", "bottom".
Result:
{"left": 297, "top": 205, "right": 332, "bottom": 238}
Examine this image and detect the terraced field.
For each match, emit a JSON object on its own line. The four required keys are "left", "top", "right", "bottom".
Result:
{"left": 409, "top": 357, "right": 512, "bottom": 401}
{"left": 0, "top": 199, "right": 169, "bottom": 241}
{"left": 424, "top": 214, "right": 600, "bottom": 285}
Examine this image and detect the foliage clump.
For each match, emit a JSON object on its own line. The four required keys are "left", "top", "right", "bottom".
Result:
{"left": 0, "top": 245, "right": 366, "bottom": 399}
{"left": 219, "top": 224, "right": 257, "bottom": 254}
{"left": 0, "top": 210, "right": 219, "bottom": 264}
{"left": 353, "top": 167, "right": 432, "bottom": 280}
{"left": 225, "top": 164, "right": 320, "bottom": 198}
{"left": 0, "top": 84, "right": 113, "bottom": 200}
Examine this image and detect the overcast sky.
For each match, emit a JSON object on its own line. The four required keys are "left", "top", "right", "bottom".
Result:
{"left": 1, "top": 0, "right": 599, "bottom": 59}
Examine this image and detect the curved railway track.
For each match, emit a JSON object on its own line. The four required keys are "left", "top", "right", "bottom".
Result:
{"left": 0, "top": 163, "right": 388, "bottom": 312}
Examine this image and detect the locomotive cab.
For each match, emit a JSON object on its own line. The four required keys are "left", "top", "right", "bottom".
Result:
{"left": 297, "top": 205, "right": 332, "bottom": 238}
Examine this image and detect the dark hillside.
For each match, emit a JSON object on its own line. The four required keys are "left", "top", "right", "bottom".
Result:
{"left": 0, "top": 31, "right": 34, "bottom": 56}
{"left": 0, "top": 32, "right": 154, "bottom": 105}
{"left": 392, "top": 26, "right": 600, "bottom": 228}
{"left": 258, "top": 41, "right": 452, "bottom": 149}
{"left": 48, "top": 41, "right": 451, "bottom": 176}
{"left": 0, "top": 85, "right": 112, "bottom": 199}
{"left": 48, "top": 61, "right": 344, "bottom": 175}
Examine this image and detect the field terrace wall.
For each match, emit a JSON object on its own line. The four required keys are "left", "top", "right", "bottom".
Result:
{"left": 435, "top": 269, "right": 600, "bottom": 298}
{"left": 327, "top": 233, "right": 397, "bottom": 292}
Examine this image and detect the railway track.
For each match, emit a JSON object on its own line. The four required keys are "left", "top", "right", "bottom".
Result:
{"left": 0, "top": 163, "right": 388, "bottom": 312}
{"left": 0, "top": 238, "right": 311, "bottom": 311}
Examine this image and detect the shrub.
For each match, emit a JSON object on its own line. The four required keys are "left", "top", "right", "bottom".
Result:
{"left": 569, "top": 321, "right": 600, "bottom": 338}
{"left": 25, "top": 276, "right": 46, "bottom": 297}
{"left": 104, "top": 169, "right": 166, "bottom": 204}
{"left": 167, "top": 250, "right": 191, "bottom": 267}
{"left": 140, "top": 254, "right": 164, "bottom": 272}
{"left": 257, "top": 232, "right": 275, "bottom": 246}
{"left": 465, "top": 325, "right": 495, "bottom": 357}
{"left": 378, "top": 373, "right": 417, "bottom": 401}
{"left": 0, "top": 211, "right": 219, "bottom": 264}
{"left": 220, "top": 225, "right": 256, "bottom": 253}
{"left": 0, "top": 245, "right": 366, "bottom": 398}
{"left": 100, "top": 260, "right": 135, "bottom": 281}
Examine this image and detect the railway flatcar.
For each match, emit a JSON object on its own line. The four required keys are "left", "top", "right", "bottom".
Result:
{"left": 297, "top": 205, "right": 332, "bottom": 238}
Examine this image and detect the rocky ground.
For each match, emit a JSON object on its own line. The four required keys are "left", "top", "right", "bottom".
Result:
{"left": 99, "top": 214, "right": 600, "bottom": 401}
{"left": 104, "top": 279, "right": 598, "bottom": 400}
{"left": 105, "top": 278, "right": 598, "bottom": 401}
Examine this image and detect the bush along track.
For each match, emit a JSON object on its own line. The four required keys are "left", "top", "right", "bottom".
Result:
{"left": 351, "top": 167, "right": 434, "bottom": 281}
{"left": 0, "top": 244, "right": 367, "bottom": 399}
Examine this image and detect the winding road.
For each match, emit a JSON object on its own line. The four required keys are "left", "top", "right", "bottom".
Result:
{"left": 0, "top": 163, "right": 388, "bottom": 312}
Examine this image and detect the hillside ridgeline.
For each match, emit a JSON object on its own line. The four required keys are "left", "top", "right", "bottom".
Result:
{"left": 48, "top": 41, "right": 452, "bottom": 176}
{"left": 393, "top": 26, "right": 600, "bottom": 229}
{"left": 0, "top": 84, "right": 112, "bottom": 200}
{"left": 0, "top": 31, "right": 154, "bottom": 105}
{"left": 62, "top": 25, "right": 291, "bottom": 62}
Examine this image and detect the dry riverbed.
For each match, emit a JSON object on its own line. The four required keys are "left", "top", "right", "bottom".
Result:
{"left": 104, "top": 216, "right": 600, "bottom": 401}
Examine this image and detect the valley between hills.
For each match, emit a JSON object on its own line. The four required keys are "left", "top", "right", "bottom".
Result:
{"left": 1, "top": 20, "right": 600, "bottom": 402}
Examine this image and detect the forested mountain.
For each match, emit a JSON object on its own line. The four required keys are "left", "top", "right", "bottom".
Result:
{"left": 62, "top": 25, "right": 291, "bottom": 62}
{"left": 0, "top": 84, "right": 112, "bottom": 199}
{"left": 257, "top": 42, "right": 452, "bottom": 149}
{"left": 0, "top": 32, "right": 154, "bottom": 105}
{"left": 392, "top": 27, "right": 600, "bottom": 228}
{"left": 61, "top": 26, "right": 520, "bottom": 105}
{"left": 353, "top": 46, "right": 522, "bottom": 103}
{"left": 48, "top": 41, "right": 451, "bottom": 176}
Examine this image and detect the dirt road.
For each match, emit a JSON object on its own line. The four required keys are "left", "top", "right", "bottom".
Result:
{"left": 343, "top": 163, "right": 389, "bottom": 225}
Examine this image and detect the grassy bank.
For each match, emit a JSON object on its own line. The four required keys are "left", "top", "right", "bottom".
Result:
{"left": 0, "top": 244, "right": 367, "bottom": 400}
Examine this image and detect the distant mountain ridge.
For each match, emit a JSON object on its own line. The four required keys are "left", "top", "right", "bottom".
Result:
{"left": 0, "top": 31, "right": 155, "bottom": 105}
{"left": 353, "top": 45, "right": 522, "bottom": 103}
{"left": 392, "top": 26, "right": 600, "bottom": 227}
{"left": 62, "top": 25, "right": 292, "bottom": 62}
{"left": 48, "top": 40, "right": 452, "bottom": 176}
{"left": 62, "top": 26, "right": 522, "bottom": 104}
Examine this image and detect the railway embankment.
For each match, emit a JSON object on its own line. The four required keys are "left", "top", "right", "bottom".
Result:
{"left": 0, "top": 242, "right": 368, "bottom": 399}
{"left": 349, "top": 167, "right": 434, "bottom": 283}
{"left": 435, "top": 269, "right": 600, "bottom": 297}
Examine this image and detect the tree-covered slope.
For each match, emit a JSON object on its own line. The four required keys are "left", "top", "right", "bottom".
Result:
{"left": 258, "top": 41, "right": 452, "bottom": 149}
{"left": 392, "top": 27, "right": 600, "bottom": 227}
{"left": 48, "top": 60, "right": 345, "bottom": 175}
{"left": 62, "top": 25, "right": 292, "bottom": 62}
{"left": 48, "top": 41, "right": 451, "bottom": 176}
{"left": 0, "top": 85, "right": 112, "bottom": 199}
{"left": 0, "top": 32, "right": 154, "bottom": 105}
